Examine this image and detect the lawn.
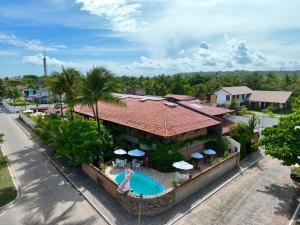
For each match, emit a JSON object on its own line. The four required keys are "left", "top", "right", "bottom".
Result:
{"left": 0, "top": 151, "right": 17, "bottom": 207}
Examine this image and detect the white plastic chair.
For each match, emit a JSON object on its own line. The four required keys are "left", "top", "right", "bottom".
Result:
{"left": 112, "top": 161, "right": 117, "bottom": 169}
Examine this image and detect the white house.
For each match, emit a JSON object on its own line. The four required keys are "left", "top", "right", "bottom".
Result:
{"left": 34, "top": 87, "right": 51, "bottom": 103}
{"left": 213, "top": 86, "right": 253, "bottom": 106}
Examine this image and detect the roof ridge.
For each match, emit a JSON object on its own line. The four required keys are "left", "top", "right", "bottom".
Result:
{"left": 161, "top": 102, "right": 168, "bottom": 137}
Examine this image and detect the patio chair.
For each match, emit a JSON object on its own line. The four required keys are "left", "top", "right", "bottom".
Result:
{"left": 112, "top": 161, "right": 117, "bottom": 169}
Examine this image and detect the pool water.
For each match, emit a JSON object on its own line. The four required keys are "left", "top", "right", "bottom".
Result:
{"left": 115, "top": 171, "right": 165, "bottom": 196}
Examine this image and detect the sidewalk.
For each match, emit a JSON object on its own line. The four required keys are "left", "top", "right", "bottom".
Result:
{"left": 15, "top": 117, "right": 264, "bottom": 225}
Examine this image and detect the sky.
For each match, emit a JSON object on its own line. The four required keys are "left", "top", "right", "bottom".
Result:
{"left": 0, "top": 0, "right": 300, "bottom": 77}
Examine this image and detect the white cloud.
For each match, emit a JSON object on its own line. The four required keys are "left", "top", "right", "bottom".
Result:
{"left": 75, "top": 0, "right": 141, "bottom": 32}
{"left": 22, "top": 54, "right": 66, "bottom": 66}
{"left": 0, "top": 33, "right": 66, "bottom": 51}
{"left": 125, "top": 38, "right": 300, "bottom": 73}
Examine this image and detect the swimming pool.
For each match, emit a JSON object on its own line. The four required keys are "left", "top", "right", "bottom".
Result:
{"left": 115, "top": 171, "right": 165, "bottom": 196}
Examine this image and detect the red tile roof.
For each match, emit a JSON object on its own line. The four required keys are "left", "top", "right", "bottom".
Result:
{"left": 165, "top": 94, "right": 196, "bottom": 101}
{"left": 179, "top": 100, "right": 233, "bottom": 116}
{"left": 74, "top": 97, "right": 221, "bottom": 137}
{"left": 222, "top": 119, "right": 236, "bottom": 134}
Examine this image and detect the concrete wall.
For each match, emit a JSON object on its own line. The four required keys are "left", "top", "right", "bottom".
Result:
{"left": 19, "top": 112, "right": 36, "bottom": 129}
{"left": 82, "top": 164, "right": 118, "bottom": 198}
{"left": 2, "top": 99, "right": 55, "bottom": 113}
{"left": 174, "top": 153, "right": 239, "bottom": 204}
{"left": 215, "top": 89, "right": 230, "bottom": 105}
{"left": 225, "top": 136, "right": 241, "bottom": 153}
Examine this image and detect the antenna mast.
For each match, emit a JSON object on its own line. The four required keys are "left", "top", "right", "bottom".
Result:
{"left": 43, "top": 48, "right": 48, "bottom": 76}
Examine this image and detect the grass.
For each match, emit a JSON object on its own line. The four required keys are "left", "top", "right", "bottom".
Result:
{"left": 292, "top": 166, "right": 300, "bottom": 176}
{"left": 0, "top": 150, "right": 17, "bottom": 207}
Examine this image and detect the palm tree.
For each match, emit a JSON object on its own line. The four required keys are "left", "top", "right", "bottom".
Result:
{"left": 81, "top": 67, "right": 124, "bottom": 135}
{"left": 47, "top": 73, "right": 64, "bottom": 117}
{"left": 60, "top": 67, "right": 82, "bottom": 120}
{"left": 6, "top": 87, "right": 22, "bottom": 106}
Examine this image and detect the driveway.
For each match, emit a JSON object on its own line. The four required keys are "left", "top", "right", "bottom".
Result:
{"left": 175, "top": 156, "right": 300, "bottom": 225}
{"left": 0, "top": 107, "right": 108, "bottom": 225}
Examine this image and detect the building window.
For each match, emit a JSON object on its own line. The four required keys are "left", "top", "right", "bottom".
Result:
{"left": 242, "top": 94, "right": 245, "bottom": 99}
{"left": 226, "top": 95, "right": 230, "bottom": 101}
{"left": 236, "top": 94, "right": 239, "bottom": 99}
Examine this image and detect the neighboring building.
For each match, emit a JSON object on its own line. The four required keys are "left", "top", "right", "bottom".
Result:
{"left": 18, "top": 85, "right": 37, "bottom": 101}
{"left": 34, "top": 87, "right": 51, "bottom": 103}
{"left": 213, "top": 86, "right": 253, "bottom": 106}
{"left": 165, "top": 94, "right": 196, "bottom": 102}
{"left": 213, "top": 86, "right": 292, "bottom": 109}
{"left": 248, "top": 90, "right": 292, "bottom": 109}
{"left": 74, "top": 94, "right": 222, "bottom": 159}
{"left": 125, "top": 88, "right": 146, "bottom": 96}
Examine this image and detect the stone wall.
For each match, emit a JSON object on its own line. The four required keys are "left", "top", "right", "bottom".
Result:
{"left": 19, "top": 112, "right": 36, "bottom": 129}
{"left": 116, "top": 190, "right": 176, "bottom": 216}
{"left": 174, "top": 152, "right": 239, "bottom": 204}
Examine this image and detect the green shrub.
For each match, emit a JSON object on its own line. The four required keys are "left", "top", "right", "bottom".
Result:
{"left": 0, "top": 155, "right": 8, "bottom": 168}
{"left": 34, "top": 117, "right": 113, "bottom": 166}
{"left": 9, "top": 100, "right": 31, "bottom": 106}
{"left": 224, "top": 151, "right": 230, "bottom": 158}
{"left": 209, "top": 157, "right": 222, "bottom": 165}
{"left": 171, "top": 177, "right": 178, "bottom": 188}
{"left": 149, "top": 142, "right": 183, "bottom": 172}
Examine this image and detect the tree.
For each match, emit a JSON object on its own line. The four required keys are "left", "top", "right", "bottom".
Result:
{"left": 292, "top": 96, "right": 300, "bottom": 112}
{"left": 0, "top": 79, "right": 5, "bottom": 98}
{"left": 81, "top": 67, "right": 123, "bottom": 135}
{"left": 60, "top": 67, "right": 82, "bottom": 120}
{"left": 230, "top": 122, "right": 254, "bottom": 159}
{"left": 47, "top": 73, "right": 65, "bottom": 117}
{"left": 261, "top": 113, "right": 300, "bottom": 166}
{"left": 6, "top": 87, "right": 22, "bottom": 105}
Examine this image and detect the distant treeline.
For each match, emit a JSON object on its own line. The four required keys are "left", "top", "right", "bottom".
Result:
{"left": 117, "top": 71, "right": 300, "bottom": 97}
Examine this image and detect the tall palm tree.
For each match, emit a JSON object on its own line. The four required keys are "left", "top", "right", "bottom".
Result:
{"left": 6, "top": 87, "right": 22, "bottom": 105}
{"left": 60, "top": 67, "right": 82, "bottom": 120}
{"left": 48, "top": 73, "right": 64, "bottom": 117}
{"left": 81, "top": 67, "right": 124, "bottom": 135}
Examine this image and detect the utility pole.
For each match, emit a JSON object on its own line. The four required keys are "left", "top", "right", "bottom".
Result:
{"left": 43, "top": 48, "right": 48, "bottom": 76}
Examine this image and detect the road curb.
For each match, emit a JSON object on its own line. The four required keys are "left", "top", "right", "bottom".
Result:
{"left": 13, "top": 117, "right": 113, "bottom": 225}
{"left": 167, "top": 153, "right": 264, "bottom": 225}
{"left": 0, "top": 144, "right": 22, "bottom": 213}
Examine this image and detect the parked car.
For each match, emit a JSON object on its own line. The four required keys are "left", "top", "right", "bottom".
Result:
{"left": 290, "top": 167, "right": 300, "bottom": 183}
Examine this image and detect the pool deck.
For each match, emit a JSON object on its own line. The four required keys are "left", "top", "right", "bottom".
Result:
{"left": 104, "top": 161, "right": 210, "bottom": 192}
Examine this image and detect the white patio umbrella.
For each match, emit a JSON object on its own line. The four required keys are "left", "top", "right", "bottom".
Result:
{"left": 128, "top": 149, "right": 145, "bottom": 157}
{"left": 203, "top": 149, "right": 216, "bottom": 156}
{"left": 114, "top": 149, "right": 127, "bottom": 155}
{"left": 191, "top": 152, "right": 204, "bottom": 159}
{"left": 172, "top": 161, "right": 193, "bottom": 170}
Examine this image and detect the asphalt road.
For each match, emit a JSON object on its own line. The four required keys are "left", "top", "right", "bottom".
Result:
{"left": 175, "top": 155, "right": 300, "bottom": 225}
{"left": 0, "top": 107, "right": 108, "bottom": 225}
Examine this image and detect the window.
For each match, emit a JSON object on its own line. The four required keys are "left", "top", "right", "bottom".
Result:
{"left": 236, "top": 95, "right": 239, "bottom": 99}
{"left": 226, "top": 95, "right": 230, "bottom": 101}
{"left": 242, "top": 94, "right": 245, "bottom": 99}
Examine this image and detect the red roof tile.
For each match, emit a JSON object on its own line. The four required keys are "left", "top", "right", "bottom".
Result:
{"left": 179, "top": 100, "right": 233, "bottom": 116}
{"left": 222, "top": 119, "right": 236, "bottom": 134}
{"left": 74, "top": 97, "right": 221, "bottom": 137}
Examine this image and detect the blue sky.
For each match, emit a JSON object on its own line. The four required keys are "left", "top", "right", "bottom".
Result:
{"left": 0, "top": 0, "right": 300, "bottom": 77}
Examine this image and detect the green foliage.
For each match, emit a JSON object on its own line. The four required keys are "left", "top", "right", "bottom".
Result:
{"left": 261, "top": 112, "right": 300, "bottom": 166}
{"left": 292, "top": 96, "right": 300, "bottom": 112}
{"left": 0, "top": 133, "right": 3, "bottom": 144}
{"left": 291, "top": 166, "right": 300, "bottom": 176}
{"left": 240, "top": 106, "right": 252, "bottom": 115}
{"left": 0, "top": 155, "right": 8, "bottom": 169}
{"left": 149, "top": 143, "right": 184, "bottom": 172}
{"left": 229, "top": 98, "right": 239, "bottom": 112}
{"left": 209, "top": 157, "right": 223, "bottom": 165}
{"left": 8, "top": 100, "right": 31, "bottom": 106}
{"left": 6, "top": 87, "right": 22, "bottom": 103}
{"left": 171, "top": 177, "right": 178, "bottom": 188}
{"left": 230, "top": 122, "right": 254, "bottom": 159}
{"left": 35, "top": 117, "right": 113, "bottom": 166}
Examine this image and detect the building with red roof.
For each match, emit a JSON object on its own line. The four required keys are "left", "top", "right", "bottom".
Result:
{"left": 74, "top": 94, "right": 222, "bottom": 158}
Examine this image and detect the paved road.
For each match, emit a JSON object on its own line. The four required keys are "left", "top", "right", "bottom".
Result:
{"left": 175, "top": 155, "right": 300, "bottom": 225}
{"left": 0, "top": 107, "right": 108, "bottom": 225}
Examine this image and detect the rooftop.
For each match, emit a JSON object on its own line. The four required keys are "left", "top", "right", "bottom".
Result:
{"left": 219, "top": 86, "right": 253, "bottom": 95}
{"left": 74, "top": 94, "right": 221, "bottom": 137}
{"left": 248, "top": 90, "right": 292, "bottom": 104}
{"left": 165, "top": 94, "right": 197, "bottom": 101}
{"left": 179, "top": 100, "right": 233, "bottom": 116}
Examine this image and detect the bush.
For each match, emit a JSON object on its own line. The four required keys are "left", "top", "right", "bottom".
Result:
{"left": 0, "top": 155, "right": 8, "bottom": 168}
{"left": 9, "top": 100, "right": 31, "bottom": 106}
{"left": 35, "top": 117, "right": 113, "bottom": 166}
{"left": 149, "top": 143, "right": 183, "bottom": 172}
{"left": 240, "top": 106, "right": 252, "bottom": 115}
